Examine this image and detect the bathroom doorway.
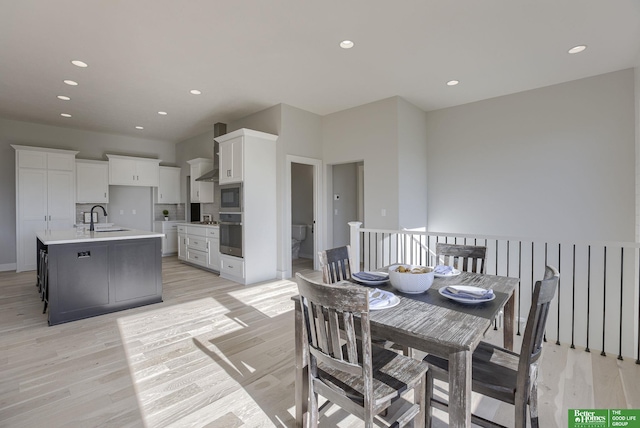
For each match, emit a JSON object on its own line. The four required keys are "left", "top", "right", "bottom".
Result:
{"left": 286, "top": 155, "right": 322, "bottom": 278}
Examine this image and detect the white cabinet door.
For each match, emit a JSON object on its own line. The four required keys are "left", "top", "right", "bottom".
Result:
{"left": 17, "top": 168, "right": 48, "bottom": 271}
{"left": 109, "top": 157, "right": 137, "bottom": 185}
{"left": 207, "top": 238, "right": 220, "bottom": 271}
{"left": 158, "top": 167, "right": 181, "bottom": 203}
{"left": 178, "top": 231, "right": 187, "bottom": 260}
{"left": 135, "top": 160, "right": 160, "bottom": 187}
{"left": 76, "top": 161, "right": 109, "bottom": 203}
{"left": 47, "top": 170, "right": 75, "bottom": 230}
{"left": 219, "top": 138, "right": 243, "bottom": 184}
{"left": 188, "top": 159, "right": 214, "bottom": 203}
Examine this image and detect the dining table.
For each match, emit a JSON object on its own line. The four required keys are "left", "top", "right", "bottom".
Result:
{"left": 293, "top": 269, "right": 519, "bottom": 428}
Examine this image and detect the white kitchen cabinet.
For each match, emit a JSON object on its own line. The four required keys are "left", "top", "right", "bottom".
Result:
{"left": 154, "top": 221, "right": 180, "bottom": 256}
{"left": 106, "top": 154, "right": 160, "bottom": 187}
{"left": 76, "top": 160, "right": 109, "bottom": 203}
{"left": 157, "top": 166, "right": 181, "bottom": 203}
{"left": 206, "top": 227, "right": 220, "bottom": 271}
{"left": 12, "top": 145, "right": 78, "bottom": 272}
{"left": 187, "top": 158, "right": 214, "bottom": 203}
{"left": 214, "top": 129, "right": 278, "bottom": 285}
{"left": 177, "top": 225, "right": 187, "bottom": 260}
{"left": 177, "top": 223, "right": 219, "bottom": 272}
{"left": 218, "top": 137, "right": 243, "bottom": 184}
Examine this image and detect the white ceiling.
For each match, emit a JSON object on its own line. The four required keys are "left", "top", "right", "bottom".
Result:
{"left": 1, "top": 1, "right": 639, "bottom": 143}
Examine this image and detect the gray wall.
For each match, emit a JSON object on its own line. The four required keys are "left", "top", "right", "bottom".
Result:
{"left": 0, "top": 118, "right": 176, "bottom": 267}
{"left": 426, "top": 69, "right": 635, "bottom": 242}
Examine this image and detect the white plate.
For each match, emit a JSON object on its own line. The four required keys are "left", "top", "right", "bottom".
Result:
{"left": 434, "top": 268, "right": 461, "bottom": 278}
{"left": 438, "top": 285, "right": 495, "bottom": 304}
{"left": 353, "top": 271, "right": 390, "bottom": 286}
{"left": 370, "top": 295, "right": 400, "bottom": 310}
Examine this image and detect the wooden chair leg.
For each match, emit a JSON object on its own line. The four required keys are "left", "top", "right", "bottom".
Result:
{"left": 309, "top": 380, "right": 319, "bottom": 427}
{"left": 425, "top": 369, "right": 434, "bottom": 428}
{"left": 415, "top": 374, "right": 426, "bottom": 428}
{"left": 529, "top": 380, "right": 539, "bottom": 428}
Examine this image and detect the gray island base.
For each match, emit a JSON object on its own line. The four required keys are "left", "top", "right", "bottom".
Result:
{"left": 37, "top": 229, "right": 163, "bottom": 326}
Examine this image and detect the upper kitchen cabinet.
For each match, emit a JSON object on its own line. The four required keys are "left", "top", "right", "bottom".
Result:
{"left": 157, "top": 166, "right": 181, "bottom": 203}
{"left": 106, "top": 154, "right": 160, "bottom": 187}
{"left": 76, "top": 160, "right": 109, "bottom": 203}
{"left": 187, "top": 158, "right": 214, "bottom": 203}
{"left": 218, "top": 136, "right": 243, "bottom": 184}
{"left": 12, "top": 145, "right": 79, "bottom": 272}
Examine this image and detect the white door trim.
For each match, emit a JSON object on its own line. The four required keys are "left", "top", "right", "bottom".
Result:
{"left": 285, "top": 155, "right": 323, "bottom": 279}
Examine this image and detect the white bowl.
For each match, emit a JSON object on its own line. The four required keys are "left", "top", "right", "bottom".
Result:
{"left": 388, "top": 265, "right": 435, "bottom": 294}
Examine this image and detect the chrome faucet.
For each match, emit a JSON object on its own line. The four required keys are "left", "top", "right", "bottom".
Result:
{"left": 89, "top": 205, "right": 108, "bottom": 231}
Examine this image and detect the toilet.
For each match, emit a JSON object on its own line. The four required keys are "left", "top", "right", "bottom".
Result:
{"left": 291, "top": 224, "right": 307, "bottom": 259}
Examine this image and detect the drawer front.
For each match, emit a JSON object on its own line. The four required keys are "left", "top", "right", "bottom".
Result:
{"left": 206, "top": 227, "right": 219, "bottom": 239}
{"left": 177, "top": 225, "right": 187, "bottom": 234}
{"left": 187, "top": 236, "right": 207, "bottom": 251}
{"left": 186, "top": 248, "right": 207, "bottom": 266}
{"left": 186, "top": 226, "right": 207, "bottom": 237}
{"left": 220, "top": 256, "right": 245, "bottom": 277}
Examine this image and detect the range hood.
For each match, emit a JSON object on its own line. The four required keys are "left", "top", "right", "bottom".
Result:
{"left": 195, "top": 122, "right": 227, "bottom": 182}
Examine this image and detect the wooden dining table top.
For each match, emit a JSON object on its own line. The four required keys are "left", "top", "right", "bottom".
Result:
{"left": 353, "top": 271, "right": 518, "bottom": 353}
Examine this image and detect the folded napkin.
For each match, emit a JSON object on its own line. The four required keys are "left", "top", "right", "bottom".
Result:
{"left": 434, "top": 265, "right": 455, "bottom": 275}
{"left": 369, "top": 288, "right": 395, "bottom": 309}
{"left": 353, "top": 271, "right": 388, "bottom": 281}
{"left": 443, "top": 286, "right": 494, "bottom": 300}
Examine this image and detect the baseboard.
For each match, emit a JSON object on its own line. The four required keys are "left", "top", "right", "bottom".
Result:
{"left": 0, "top": 263, "right": 17, "bottom": 272}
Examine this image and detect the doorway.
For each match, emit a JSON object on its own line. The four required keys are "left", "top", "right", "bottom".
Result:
{"left": 286, "top": 155, "right": 322, "bottom": 278}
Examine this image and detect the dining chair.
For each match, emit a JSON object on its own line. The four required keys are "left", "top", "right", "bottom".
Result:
{"left": 423, "top": 265, "right": 559, "bottom": 428}
{"left": 318, "top": 245, "right": 353, "bottom": 284}
{"left": 296, "top": 273, "right": 428, "bottom": 427}
{"left": 435, "top": 242, "right": 487, "bottom": 274}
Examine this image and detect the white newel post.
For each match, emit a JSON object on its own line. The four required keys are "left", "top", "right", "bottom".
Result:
{"left": 349, "top": 221, "right": 362, "bottom": 273}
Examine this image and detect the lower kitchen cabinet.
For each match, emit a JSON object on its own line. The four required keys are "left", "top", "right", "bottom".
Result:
{"left": 219, "top": 254, "right": 245, "bottom": 283}
{"left": 177, "top": 223, "right": 220, "bottom": 272}
{"left": 154, "top": 221, "right": 180, "bottom": 256}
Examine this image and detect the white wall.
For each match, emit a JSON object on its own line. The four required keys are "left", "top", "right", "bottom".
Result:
{"left": 426, "top": 69, "right": 635, "bottom": 242}
{"left": 0, "top": 118, "right": 176, "bottom": 267}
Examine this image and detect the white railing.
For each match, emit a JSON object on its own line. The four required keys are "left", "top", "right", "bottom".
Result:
{"left": 348, "top": 222, "right": 640, "bottom": 362}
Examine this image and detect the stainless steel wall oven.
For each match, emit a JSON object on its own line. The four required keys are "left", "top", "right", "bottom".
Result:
{"left": 219, "top": 212, "right": 242, "bottom": 257}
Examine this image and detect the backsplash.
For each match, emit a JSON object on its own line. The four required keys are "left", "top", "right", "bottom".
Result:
{"left": 76, "top": 203, "right": 109, "bottom": 224}
{"left": 154, "top": 204, "right": 185, "bottom": 221}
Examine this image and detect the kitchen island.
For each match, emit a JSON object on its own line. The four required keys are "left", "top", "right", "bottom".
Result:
{"left": 36, "top": 228, "right": 164, "bottom": 325}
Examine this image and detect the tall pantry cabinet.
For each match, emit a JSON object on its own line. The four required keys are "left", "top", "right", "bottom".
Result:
{"left": 12, "top": 145, "right": 79, "bottom": 272}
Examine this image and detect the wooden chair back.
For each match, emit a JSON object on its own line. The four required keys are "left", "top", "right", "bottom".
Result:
{"left": 517, "top": 265, "right": 559, "bottom": 389}
{"left": 296, "top": 273, "right": 373, "bottom": 409}
{"left": 318, "top": 245, "right": 353, "bottom": 284}
{"left": 436, "top": 243, "right": 487, "bottom": 273}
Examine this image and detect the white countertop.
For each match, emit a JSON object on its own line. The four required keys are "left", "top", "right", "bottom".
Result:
{"left": 36, "top": 228, "right": 165, "bottom": 245}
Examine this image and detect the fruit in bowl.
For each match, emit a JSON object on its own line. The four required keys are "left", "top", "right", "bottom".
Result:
{"left": 388, "top": 264, "right": 435, "bottom": 294}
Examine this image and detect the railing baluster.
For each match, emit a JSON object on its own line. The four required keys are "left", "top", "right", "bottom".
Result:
{"left": 586, "top": 245, "right": 591, "bottom": 353}
{"left": 571, "top": 244, "right": 576, "bottom": 349}
{"left": 618, "top": 248, "right": 623, "bottom": 360}
{"left": 602, "top": 246, "right": 607, "bottom": 357}
{"left": 518, "top": 241, "right": 522, "bottom": 336}
{"left": 556, "top": 243, "right": 561, "bottom": 346}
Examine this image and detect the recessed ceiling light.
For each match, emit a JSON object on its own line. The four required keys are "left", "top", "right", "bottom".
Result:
{"left": 158, "top": 111, "right": 167, "bottom": 115}
{"left": 340, "top": 40, "right": 354, "bottom": 49}
{"left": 64, "top": 80, "right": 78, "bottom": 86}
{"left": 135, "top": 126, "right": 144, "bottom": 130}
{"left": 60, "top": 113, "right": 72, "bottom": 118}
{"left": 568, "top": 45, "right": 587, "bottom": 54}
{"left": 447, "top": 80, "right": 460, "bottom": 86}
{"left": 57, "top": 95, "right": 71, "bottom": 101}
{"left": 71, "top": 60, "right": 88, "bottom": 68}
{"left": 190, "top": 89, "right": 202, "bottom": 95}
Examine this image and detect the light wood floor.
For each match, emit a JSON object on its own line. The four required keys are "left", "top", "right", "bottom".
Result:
{"left": 1, "top": 257, "right": 639, "bottom": 427}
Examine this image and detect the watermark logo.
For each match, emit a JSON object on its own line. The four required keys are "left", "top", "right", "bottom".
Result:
{"left": 569, "top": 410, "right": 640, "bottom": 428}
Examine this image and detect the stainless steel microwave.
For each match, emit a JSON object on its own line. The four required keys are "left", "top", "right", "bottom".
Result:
{"left": 219, "top": 183, "right": 242, "bottom": 212}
